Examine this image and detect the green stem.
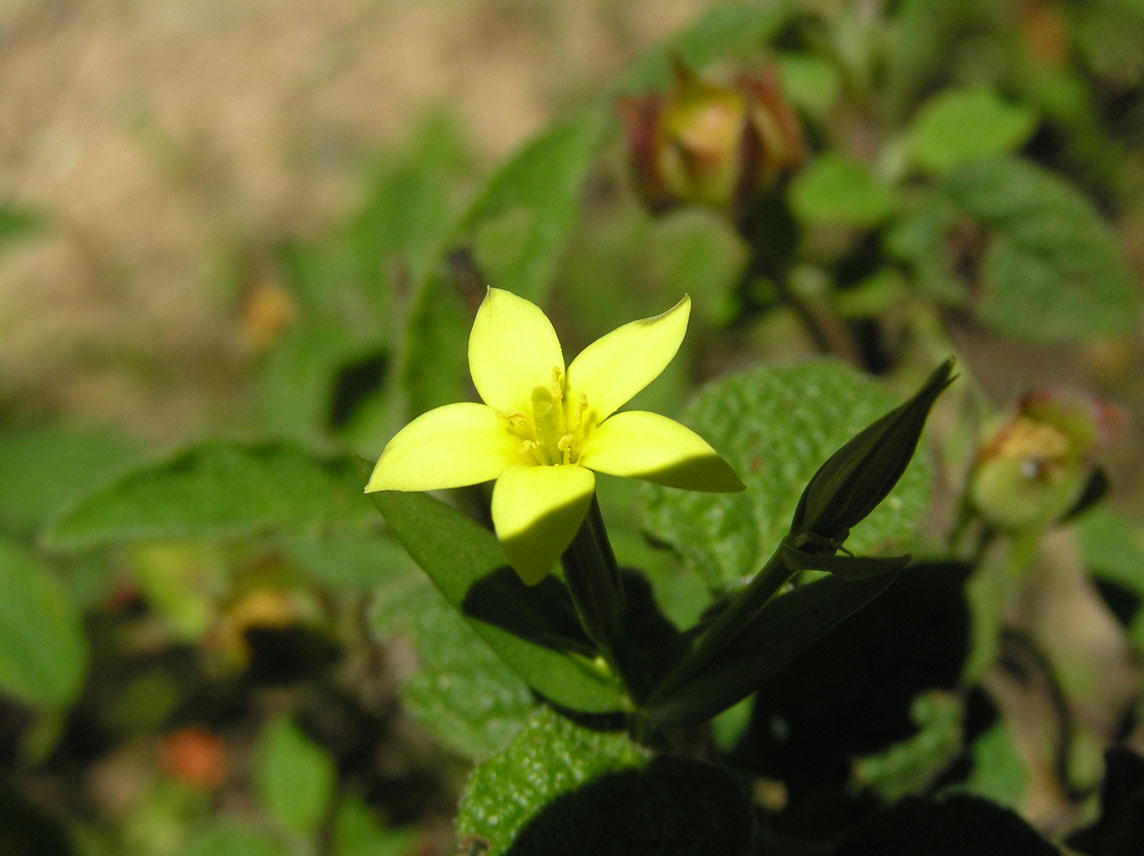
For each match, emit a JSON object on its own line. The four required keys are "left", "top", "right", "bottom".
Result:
{"left": 561, "top": 496, "right": 644, "bottom": 699}
{"left": 650, "top": 545, "right": 796, "bottom": 703}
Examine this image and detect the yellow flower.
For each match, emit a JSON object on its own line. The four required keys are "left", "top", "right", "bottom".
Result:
{"left": 366, "top": 288, "right": 744, "bottom": 584}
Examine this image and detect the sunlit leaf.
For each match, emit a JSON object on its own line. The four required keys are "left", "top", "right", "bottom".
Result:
{"left": 456, "top": 707, "right": 755, "bottom": 856}
{"left": 370, "top": 569, "right": 536, "bottom": 759}
{"left": 43, "top": 439, "right": 374, "bottom": 552}
{"left": 790, "top": 155, "right": 896, "bottom": 227}
{"left": 642, "top": 360, "right": 932, "bottom": 591}
{"left": 890, "top": 157, "right": 1139, "bottom": 342}
{"left": 908, "top": 87, "right": 1037, "bottom": 173}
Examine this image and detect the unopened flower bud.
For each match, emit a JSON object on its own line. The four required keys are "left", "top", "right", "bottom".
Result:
{"left": 618, "top": 60, "right": 804, "bottom": 215}
{"left": 969, "top": 389, "right": 1124, "bottom": 531}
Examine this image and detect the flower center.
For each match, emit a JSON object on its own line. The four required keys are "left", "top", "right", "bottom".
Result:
{"left": 500, "top": 367, "right": 593, "bottom": 467}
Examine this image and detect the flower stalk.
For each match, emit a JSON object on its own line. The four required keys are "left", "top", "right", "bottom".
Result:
{"left": 559, "top": 495, "right": 645, "bottom": 698}
{"left": 649, "top": 548, "right": 794, "bottom": 705}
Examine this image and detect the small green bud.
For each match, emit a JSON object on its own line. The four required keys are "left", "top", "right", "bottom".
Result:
{"left": 789, "top": 360, "right": 955, "bottom": 546}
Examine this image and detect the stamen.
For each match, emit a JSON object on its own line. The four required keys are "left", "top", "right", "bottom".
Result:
{"left": 518, "top": 440, "right": 547, "bottom": 466}
{"left": 557, "top": 433, "right": 575, "bottom": 465}
{"left": 550, "top": 366, "right": 564, "bottom": 401}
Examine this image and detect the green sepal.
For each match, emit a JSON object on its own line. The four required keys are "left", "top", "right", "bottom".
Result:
{"left": 780, "top": 542, "right": 911, "bottom": 580}
{"left": 645, "top": 571, "right": 901, "bottom": 728}
{"left": 367, "top": 484, "right": 629, "bottom": 713}
{"left": 790, "top": 360, "right": 954, "bottom": 544}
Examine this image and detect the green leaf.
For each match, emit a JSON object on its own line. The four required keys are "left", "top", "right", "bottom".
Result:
{"left": 958, "top": 718, "right": 1027, "bottom": 809}
{"left": 459, "top": 708, "right": 752, "bottom": 856}
{"left": 0, "top": 422, "right": 138, "bottom": 534}
{"left": 278, "top": 115, "right": 466, "bottom": 330}
{"left": 776, "top": 51, "right": 842, "bottom": 119}
{"left": 853, "top": 691, "right": 964, "bottom": 801}
{"left": 0, "top": 537, "right": 88, "bottom": 706}
{"left": 1078, "top": 509, "right": 1144, "bottom": 650}
{"left": 398, "top": 267, "right": 471, "bottom": 418}
{"left": 646, "top": 210, "right": 746, "bottom": 325}
{"left": 781, "top": 545, "right": 910, "bottom": 579}
{"left": 371, "top": 490, "right": 628, "bottom": 713}
{"left": 395, "top": 116, "right": 600, "bottom": 420}
{"left": 349, "top": 114, "right": 468, "bottom": 297}
{"left": 790, "top": 155, "right": 896, "bottom": 227}
{"left": 460, "top": 114, "right": 601, "bottom": 303}
{"left": 460, "top": 706, "right": 751, "bottom": 856}
{"left": 614, "top": 4, "right": 791, "bottom": 95}
{"left": 646, "top": 571, "right": 900, "bottom": 728}
{"left": 255, "top": 717, "right": 337, "bottom": 837}
{"left": 43, "top": 439, "right": 374, "bottom": 552}
{"left": 456, "top": 708, "right": 645, "bottom": 855}
{"left": 956, "top": 158, "right": 1142, "bottom": 340}
{"left": 369, "top": 570, "right": 536, "bottom": 760}
{"left": 642, "top": 360, "right": 933, "bottom": 591}
{"left": 255, "top": 313, "right": 384, "bottom": 436}
{"left": 1078, "top": 508, "right": 1144, "bottom": 594}
{"left": 183, "top": 822, "right": 289, "bottom": 856}
{"left": 260, "top": 116, "right": 467, "bottom": 437}
{"left": 279, "top": 532, "right": 417, "bottom": 591}
{"left": 894, "top": 157, "right": 1139, "bottom": 341}
{"left": 907, "top": 88, "right": 1037, "bottom": 173}
{"left": 332, "top": 796, "right": 420, "bottom": 856}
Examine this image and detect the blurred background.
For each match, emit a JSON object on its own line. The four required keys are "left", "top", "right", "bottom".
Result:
{"left": 0, "top": 0, "right": 709, "bottom": 442}
{"left": 2, "top": 1, "right": 1144, "bottom": 854}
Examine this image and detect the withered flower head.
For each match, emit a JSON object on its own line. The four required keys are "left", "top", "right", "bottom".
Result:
{"left": 618, "top": 59, "right": 805, "bottom": 216}
{"left": 969, "top": 388, "right": 1125, "bottom": 531}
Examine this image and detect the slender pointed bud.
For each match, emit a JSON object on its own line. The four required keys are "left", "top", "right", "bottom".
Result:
{"left": 789, "top": 360, "right": 955, "bottom": 547}
{"left": 618, "top": 60, "right": 805, "bottom": 216}
{"left": 969, "top": 389, "right": 1124, "bottom": 531}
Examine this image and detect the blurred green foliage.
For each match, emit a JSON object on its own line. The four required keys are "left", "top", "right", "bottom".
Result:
{"left": 2, "top": 1, "right": 1143, "bottom": 854}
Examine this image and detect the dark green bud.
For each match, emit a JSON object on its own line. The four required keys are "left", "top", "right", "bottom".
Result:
{"left": 789, "top": 359, "right": 955, "bottom": 546}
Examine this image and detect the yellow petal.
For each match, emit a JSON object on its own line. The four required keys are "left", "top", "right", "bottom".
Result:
{"left": 468, "top": 287, "right": 565, "bottom": 414}
{"left": 578, "top": 410, "right": 744, "bottom": 492}
{"left": 365, "top": 402, "right": 518, "bottom": 492}
{"left": 565, "top": 295, "right": 690, "bottom": 423}
{"left": 491, "top": 464, "right": 595, "bottom": 585}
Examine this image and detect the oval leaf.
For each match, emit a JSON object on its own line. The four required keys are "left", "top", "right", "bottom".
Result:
{"left": 370, "top": 570, "right": 536, "bottom": 759}
{"left": 43, "top": 439, "right": 374, "bottom": 552}
{"left": 0, "top": 537, "right": 88, "bottom": 706}
{"left": 371, "top": 489, "right": 629, "bottom": 713}
{"left": 908, "top": 87, "right": 1037, "bottom": 173}
{"left": 255, "top": 717, "right": 336, "bottom": 837}
{"left": 948, "top": 158, "right": 1139, "bottom": 341}
{"left": 790, "top": 155, "right": 895, "bottom": 227}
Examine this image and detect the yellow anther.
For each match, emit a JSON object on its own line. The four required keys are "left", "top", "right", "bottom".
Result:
{"left": 518, "top": 439, "right": 547, "bottom": 466}
{"left": 557, "top": 433, "right": 576, "bottom": 466}
{"left": 550, "top": 366, "right": 564, "bottom": 401}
